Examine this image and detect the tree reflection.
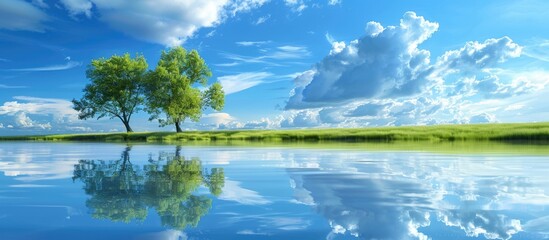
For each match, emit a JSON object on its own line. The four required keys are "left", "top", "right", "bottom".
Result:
{"left": 73, "top": 145, "right": 224, "bottom": 229}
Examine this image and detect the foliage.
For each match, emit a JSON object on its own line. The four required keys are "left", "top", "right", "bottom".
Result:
{"left": 144, "top": 47, "right": 225, "bottom": 132}
{"left": 72, "top": 53, "right": 148, "bottom": 132}
{"left": 73, "top": 146, "right": 224, "bottom": 229}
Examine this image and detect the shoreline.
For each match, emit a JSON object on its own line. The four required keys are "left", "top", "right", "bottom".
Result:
{"left": 1, "top": 122, "right": 549, "bottom": 143}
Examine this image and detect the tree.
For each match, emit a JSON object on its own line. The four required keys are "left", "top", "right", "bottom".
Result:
{"left": 72, "top": 53, "right": 148, "bottom": 132}
{"left": 144, "top": 47, "right": 225, "bottom": 132}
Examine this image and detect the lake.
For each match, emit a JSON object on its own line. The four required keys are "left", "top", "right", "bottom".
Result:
{"left": 1, "top": 142, "right": 548, "bottom": 240}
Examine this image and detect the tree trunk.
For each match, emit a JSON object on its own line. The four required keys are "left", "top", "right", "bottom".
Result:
{"left": 123, "top": 120, "right": 133, "bottom": 133}
{"left": 175, "top": 121, "right": 182, "bottom": 133}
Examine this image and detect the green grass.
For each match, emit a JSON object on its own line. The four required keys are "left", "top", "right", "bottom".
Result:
{"left": 2, "top": 122, "right": 549, "bottom": 143}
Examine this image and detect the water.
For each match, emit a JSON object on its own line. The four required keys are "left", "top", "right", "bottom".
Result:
{"left": 1, "top": 142, "right": 548, "bottom": 240}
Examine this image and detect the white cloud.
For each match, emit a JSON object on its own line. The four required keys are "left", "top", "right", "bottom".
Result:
{"left": 284, "top": 0, "right": 307, "bottom": 13}
{"left": 222, "top": 44, "right": 310, "bottom": 65}
{"left": 242, "top": 118, "right": 278, "bottom": 129}
{"left": 0, "top": 96, "right": 80, "bottom": 131}
{"left": 280, "top": 110, "right": 320, "bottom": 128}
{"left": 218, "top": 72, "right": 273, "bottom": 94}
{"left": 59, "top": 0, "right": 270, "bottom": 46}
{"left": 254, "top": 14, "right": 270, "bottom": 25}
{"left": 218, "top": 43, "right": 310, "bottom": 68}
{"left": 0, "top": 0, "right": 49, "bottom": 32}
{"left": 287, "top": 12, "right": 439, "bottom": 108}
{"left": 225, "top": 0, "right": 270, "bottom": 16}
{"left": 31, "top": 0, "right": 48, "bottom": 8}
{"left": 272, "top": 45, "right": 310, "bottom": 59}
{"left": 328, "top": 0, "right": 341, "bottom": 5}
{"left": 235, "top": 40, "right": 271, "bottom": 46}
{"left": 0, "top": 123, "right": 4, "bottom": 128}
{"left": 66, "top": 126, "right": 93, "bottom": 132}
{"left": 278, "top": 11, "right": 542, "bottom": 128}
{"left": 60, "top": 0, "right": 93, "bottom": 18}
{"left": 0, "top": 96, "right": 78, "bottom": 118}
{"left": 14, "top": 112, "right": 51, "bottom": 129}
{"left": 436, "top": 37, "right": 522, "bottom": 73}
{"left": 200, "top": 112, "right": 236, "bottom": 126}
{"left": 8, "top": 61, "right": 81, "bottom": 72}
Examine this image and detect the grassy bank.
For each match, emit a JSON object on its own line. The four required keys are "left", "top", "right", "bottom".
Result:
{"left": 1, "top": 122, "right": 549, "bottom": 143}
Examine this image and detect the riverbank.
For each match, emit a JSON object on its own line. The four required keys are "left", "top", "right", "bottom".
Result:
{"left": 1, "top": 122, "right": 549, "bottom": 143}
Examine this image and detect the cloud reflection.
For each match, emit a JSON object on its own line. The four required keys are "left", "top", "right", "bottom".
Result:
{"left": 219, "top": 180, "right": 272, "bottom": 205}
{"left": 286, "top": 152, "right": 549, "bottom": 240}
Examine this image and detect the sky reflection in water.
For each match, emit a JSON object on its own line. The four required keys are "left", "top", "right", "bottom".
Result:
{"left": 0, "top": 142, "right": 548, "bottom": 240}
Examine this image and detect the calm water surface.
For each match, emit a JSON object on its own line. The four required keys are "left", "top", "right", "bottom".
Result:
{"left": 0, "top": 142, "right": 548, "bottom": 240}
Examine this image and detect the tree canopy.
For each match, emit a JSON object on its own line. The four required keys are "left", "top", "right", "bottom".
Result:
{"left": 144, "top": 47, "right": 225, "bottom": 132}
{"left": 72, "top": 53, "right": 148, "bottom": 132}
{"left": 72, "top": 146, "right": 225, "bottom": 229}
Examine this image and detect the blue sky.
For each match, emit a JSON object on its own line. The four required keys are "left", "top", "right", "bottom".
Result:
{"left": 0, "top": 0, "right": 548, "bottom": 135}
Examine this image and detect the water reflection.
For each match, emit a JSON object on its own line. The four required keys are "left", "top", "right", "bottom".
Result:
{"left": 2, "top": 143, "right": 549, "bottom": 239}
{"left": 286, "top": 153, "right": 549, "bottom": 240}
{"left": 72, "top": 146, "right": 224, "bottom": 229}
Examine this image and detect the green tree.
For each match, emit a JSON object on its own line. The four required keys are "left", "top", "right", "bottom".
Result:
{"left": 145, "top": 47, "right": 225, "bottom": 132}
{"left": 72, "top": 53, "right": 148, "bottom": 132}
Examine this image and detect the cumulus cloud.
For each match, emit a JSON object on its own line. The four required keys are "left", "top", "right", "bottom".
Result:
{"left": 0, "top": 0, "right": 49, "bottom": 32}
{"left": 288, "top": 12, "right": 439, "bottom": 107}
{"left": 199, "top": 112, "right": 236, "bottom": 127}
{"left": 280, "top": 110, "right": 320, "bottom": 128}
{"left": 0, "top": 96, "right": 78, "bottom": 118}
{"left": 278, "top": 11, "right": 540, "bottom": 128}
{"left": 14, "top": 112, "right": 51, "bottom": 129}
{"left": 0, "top": 96, "right": 81, "bottom": 131}
{"left": 346, "top": 103, "right": 389, "bottom": 117}
{"left": 436, "top": 37, "right": 522, "bottom": 73}
{"left": 452, "top": 74, "right": 540, "bottom": 99}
